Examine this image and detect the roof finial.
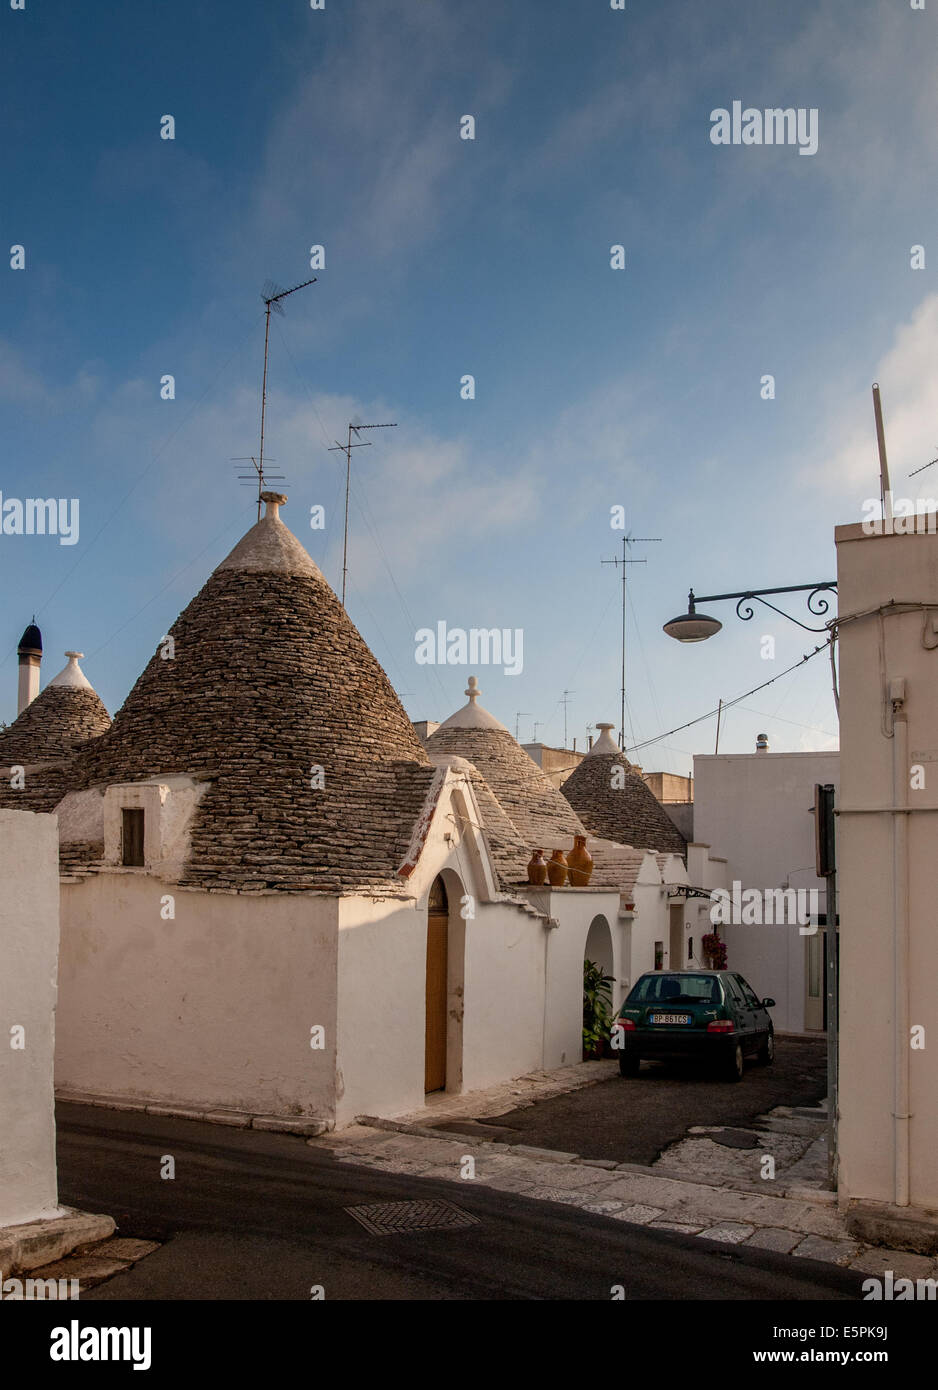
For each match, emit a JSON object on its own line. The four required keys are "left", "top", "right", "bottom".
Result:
{"left": 50, "top": 651, "right": 93, "bottom": 690}
{"left": 465, "top": 675, "right": 481, "bottom": 702}
{"left": 260, "top": 491, "right": 287, "bottom": 521}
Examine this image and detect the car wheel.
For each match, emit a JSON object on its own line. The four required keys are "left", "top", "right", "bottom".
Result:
{"left": 618, "top": 1054, "right": 640, "bottom": 1077}
{"left": 725, "top": 1043, "right": 744, "bottom": 1082}
{"left": 757, "top": 1031, "right": 775, "bottom": 1066}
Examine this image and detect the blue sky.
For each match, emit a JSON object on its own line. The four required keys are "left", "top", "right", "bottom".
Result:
{"left": 2, "top": 0, "right": 937, "bottom": 771}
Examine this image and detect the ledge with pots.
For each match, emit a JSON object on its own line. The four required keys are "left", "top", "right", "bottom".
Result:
{"left": 526, "top": 835, "right": 594, "bottom": 889}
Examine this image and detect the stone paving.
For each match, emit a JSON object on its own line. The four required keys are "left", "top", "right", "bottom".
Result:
{"left": 311, "top": 1066, "right": 936, "bottom": 1280}
{"left": 9, "top": 1237, "right": 161, "bottom": 1297}
{"left": 313, "top": 1121, "right": 938, "bottom": 1276}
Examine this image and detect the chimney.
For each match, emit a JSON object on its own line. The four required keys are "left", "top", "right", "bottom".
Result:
{"left": 587, "top": 734, "right": 593, "bottom": 750}
{"left": 756, "top": 732, "right": 769, "bottom": 753}
{"left": 17, "top": 620, "right": 42, "bottom": 715}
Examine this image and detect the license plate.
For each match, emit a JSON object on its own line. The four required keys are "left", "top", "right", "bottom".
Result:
{"left": 650, "top": 1013, "right": 691, "bottom": 1025}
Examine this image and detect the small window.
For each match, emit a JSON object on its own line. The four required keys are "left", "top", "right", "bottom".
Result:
{"left": 122, "top": 808, "right": 145, "bottom": 867}
{"left": 687, "top": 937, "right": 694, "bottom": 960}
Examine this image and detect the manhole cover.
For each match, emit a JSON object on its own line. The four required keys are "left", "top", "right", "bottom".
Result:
{"left": 344, "top": 1199, "right": 480, "bottom": 1236}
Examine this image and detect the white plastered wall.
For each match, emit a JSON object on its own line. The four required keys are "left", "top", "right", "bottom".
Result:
{"left": 537, "top": 887, "right": 624, "bottom": 1066}
{"left": 693, "top": 752, "right": 839, "bottom": 1032}
{"left": 56, "top": 873, "right": 338, "bottom": 1120}
{"left": 0, "top": 809, "right": 60, "bottom": 1225}
{"left": 836, "top": 521, "right": 938, "bottom": 1210}
{"left": 335, "top": 770, "right": 556, "bottom": 1123}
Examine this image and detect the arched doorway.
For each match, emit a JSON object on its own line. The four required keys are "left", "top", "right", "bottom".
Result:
{"left": 425, "top": 876, "right": 449, "bottom": 1093}
{"left": 584, "top": 914, "right": 614, "bottom": 981}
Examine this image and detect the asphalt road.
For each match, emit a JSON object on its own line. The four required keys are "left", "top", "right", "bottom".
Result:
{"left": 54, "top": 1101, "right": 863, "bottom": 1302}
{"left": 435, "top": 1037, "right": 828, "bottom": 1164}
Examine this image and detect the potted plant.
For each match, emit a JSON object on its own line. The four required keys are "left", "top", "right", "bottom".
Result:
{"left": 582, "top": 958, "right": 615, "bottom": 1059}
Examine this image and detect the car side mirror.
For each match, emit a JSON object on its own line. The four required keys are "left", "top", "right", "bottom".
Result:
{"left": 762, "top": 998, "right": 776, "bottom": 1008}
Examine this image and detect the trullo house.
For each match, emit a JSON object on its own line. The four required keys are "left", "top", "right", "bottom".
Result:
{"left": 1, "top": 495, "right": 725, "bottom": 1129}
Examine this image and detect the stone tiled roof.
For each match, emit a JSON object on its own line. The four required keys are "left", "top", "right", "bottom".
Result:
{"left": 424, "top": 682, "right": 595, "bottom": 889}
{"left": 70, "top": 499, "right": 435, "bottom": 891}
{"left": 588, "top": 840, "right": 648, "bottom": 894}
{"left": 561, "top": 749, "right": 687, "bottom": 858}
{"left": 0, "top": 685, "right": 110, "bottom": 765}
{"left": 0, "top": 667, "right": 111, "bottom": 817}
{"left": 427, "top": 724, "right": 587, "bottom": 853}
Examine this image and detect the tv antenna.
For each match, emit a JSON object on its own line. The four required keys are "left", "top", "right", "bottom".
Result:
{"left": 602, "top": 529, "right": 661, "bottom": 753}
{"left": 532, "top": 720, "right": 543, "bottom": 742}
{"left": 252, "top": 278, "right": 316, "bottom": 520}
{"left": 559, "top": 689, "right": 576, "bottom": 750}
{"left": 329, "top": 422, "right": 397, "bottom": 606}
{"left": 909, "top": 453, "right": 938, "bottom": 479}
{"left": 514, "top": 711, "right": 531, "bottom": 741}
{"left": 232, "top": 455, "right": 284, "bottom": 501}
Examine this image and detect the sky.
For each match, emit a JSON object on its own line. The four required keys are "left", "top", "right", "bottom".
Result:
{"left": 2, "top": 0, "right": 937, "bottom": 773}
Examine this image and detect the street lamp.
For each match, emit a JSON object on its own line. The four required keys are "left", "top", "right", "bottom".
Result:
{"left": 663, "top": 594, "right": 723, "bottom": 642}
{"left": 663, "top": 583, "right": 837, "bottom": 641}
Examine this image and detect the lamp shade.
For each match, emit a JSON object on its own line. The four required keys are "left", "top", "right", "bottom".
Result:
{"left": 663, "top": 609, "right": 723, "bottom": 642}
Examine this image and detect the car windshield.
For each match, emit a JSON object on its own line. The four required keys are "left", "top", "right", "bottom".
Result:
{"left": 628, "top": 974, "right": 720, "bottom": 1005}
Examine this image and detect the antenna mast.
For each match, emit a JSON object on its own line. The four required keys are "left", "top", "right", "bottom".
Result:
{"left": 559, "top": 689, "right": 576, "bottom": 750}
{"left": 329, "top": 422, "right": 397, "bottom": 606}
{"left": 255, "top": 278, "right": 316, "bottom": 521}
{"left": 602, "top": 529, "right": 661, "bottom": 753}
{"left": 871, "top": 384, "right": 892, "bottom": 527}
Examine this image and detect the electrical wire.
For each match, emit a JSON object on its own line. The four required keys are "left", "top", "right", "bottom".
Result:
{"left": 624, "top": 638, "right": 834, "bottom": 755}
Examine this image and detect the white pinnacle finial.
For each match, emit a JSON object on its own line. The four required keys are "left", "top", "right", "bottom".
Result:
{"left": 50, "top": 651, "right": 93, "bottom": 690}
{"left": 587, "top": 722, "right": 621, "bottom": 757}
{"left": 435, "top": 674, "right": 507, "bottom": 731}
{"left": 260, "top": 491, "right": 287, "bottom": 521}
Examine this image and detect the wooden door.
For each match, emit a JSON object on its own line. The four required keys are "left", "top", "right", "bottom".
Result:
{"left": 425, "top": 881, "right": 449, "bottom": 1093}
{"left": 668, "top": 904, "right": 684, "bottom": 970}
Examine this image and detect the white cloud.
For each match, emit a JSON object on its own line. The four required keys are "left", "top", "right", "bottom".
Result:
{"left": 800, "top": 293, "right": 938, "bottom": 509}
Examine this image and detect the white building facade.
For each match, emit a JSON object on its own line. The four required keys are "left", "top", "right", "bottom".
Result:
{"left": 693, "top": 748, "right": 839, "bottom": 1035}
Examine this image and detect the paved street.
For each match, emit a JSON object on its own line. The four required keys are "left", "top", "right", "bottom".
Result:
{"left": 55, "top": 1103, "right": 865, "bottom": 1301}
{"left": 435, "top": 1036, "right": 827, "bottom": 1166}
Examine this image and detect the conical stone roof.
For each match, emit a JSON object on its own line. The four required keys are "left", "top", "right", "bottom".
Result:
{"left": 561, "top": 723, "right": 687, "bottom": 857}
{"left": 0, "top": 653, "right": 110, "bottom": 765}
{"left": 0, "top": 652, "right": 111, "bottom": 814}
{"left": 73, "top": 494, "right": 434, "bottom": 891}
{"left": 427, "top": 677, "right": 587, "bottom": 862}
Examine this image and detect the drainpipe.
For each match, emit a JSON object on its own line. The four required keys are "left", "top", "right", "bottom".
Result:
{"left": 890, "top": 678, "right": 910, "bottom": 1207}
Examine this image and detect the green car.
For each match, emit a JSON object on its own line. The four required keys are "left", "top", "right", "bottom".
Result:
{"left": 613, "top": 970, "right": 776, "bottom": 1082}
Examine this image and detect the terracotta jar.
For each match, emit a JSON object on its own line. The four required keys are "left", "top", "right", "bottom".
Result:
{"left": 567, "top": 834, "right": 594, "bottom": 887}
{"left": 527, "top": 849, "right": 548, "bottom": 885}
{"left": 547, "top": 849, "right": 568, "bottom": 887}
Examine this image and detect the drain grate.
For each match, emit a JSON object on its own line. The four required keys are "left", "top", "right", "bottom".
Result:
{"left": 344, "top": 1198, "right": 480, "bottom": 1236}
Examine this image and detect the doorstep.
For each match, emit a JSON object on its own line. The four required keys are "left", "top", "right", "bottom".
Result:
{"left": 0, "top": 1208, "right": 116, "bottom": 1276}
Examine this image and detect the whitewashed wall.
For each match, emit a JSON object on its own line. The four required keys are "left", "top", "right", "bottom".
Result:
{"left": 836, "top": 521, "right": 938, "bottom": 1211}
{"left": 57, "top": 874, "right": 338, "bottom": 1120}
{"left": 0, "top": 809, "right": 60, "bottom": 1226}
{"left": 540, "top": 888, "right": 622, "bottom": 1066}
{"left": 693, "top": 751, "right": 839, "bottom": 1032}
